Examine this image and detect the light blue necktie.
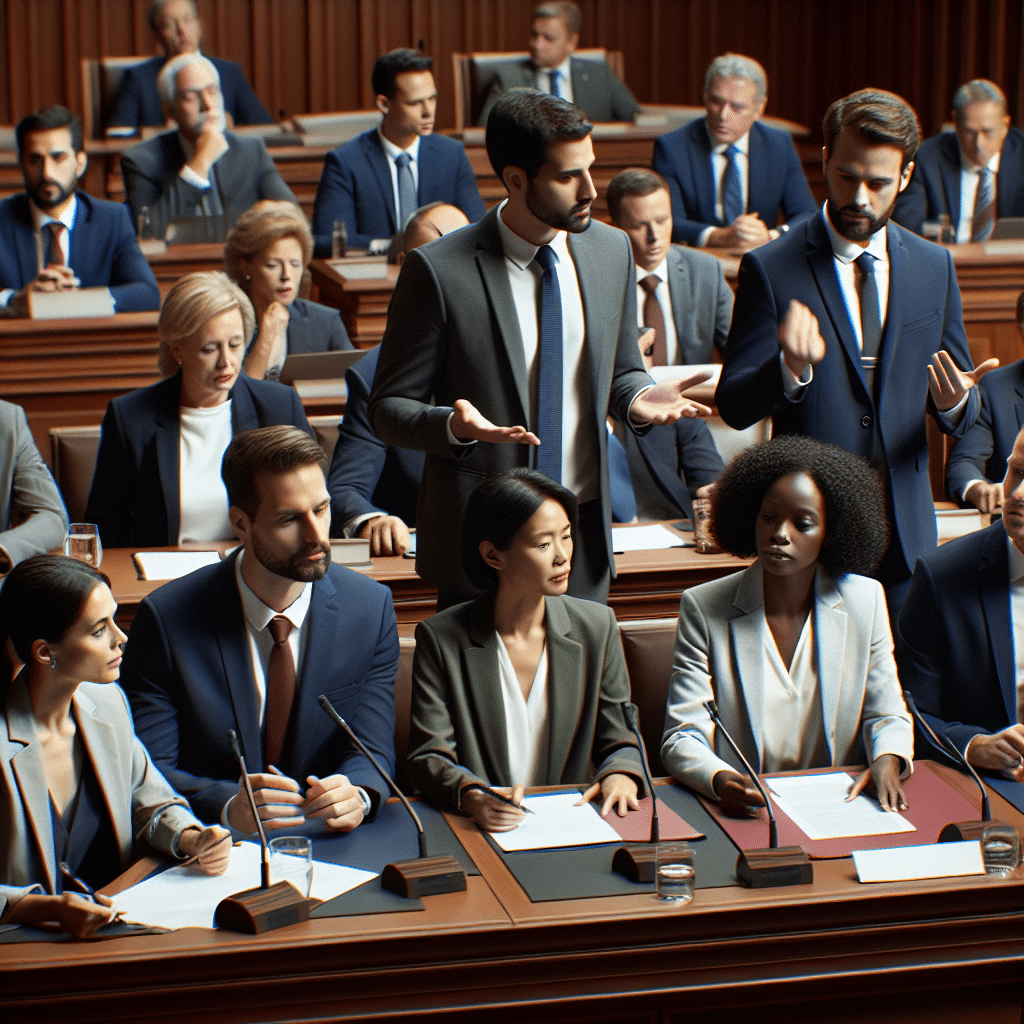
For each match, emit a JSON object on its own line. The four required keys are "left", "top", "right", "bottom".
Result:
{"left": 534, "top": 244, "right": 563, "bottom": 483}
{"left": 549, "top": 68, "right": 563, "bottom": 99}
{"left": 396, "top": 152, "right": 416, "bottom": 230}
{"left": 972, "top": 166, "right": 995, "bottom": 241}
{"left": 721, "top": 144, "right": 743, "bottom": 225}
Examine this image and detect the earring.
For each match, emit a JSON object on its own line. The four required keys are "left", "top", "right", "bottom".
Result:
{"left": 49, "top": 655, "right": 56, "bottom": 669}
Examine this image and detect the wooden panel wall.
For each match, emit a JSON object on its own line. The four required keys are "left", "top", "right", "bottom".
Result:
{"left": 2, "top": 0, "right": 1023, "bottom": 140}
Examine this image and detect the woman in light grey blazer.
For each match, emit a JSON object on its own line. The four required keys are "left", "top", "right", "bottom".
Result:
{"left": 407, "top": 469, "right": 644, "bottom": 832}
{"left": 0, "top": 556, "right": 230, "bottom": 938}
{"left": 662, "top": 436, "right": 913, "bottom": 815}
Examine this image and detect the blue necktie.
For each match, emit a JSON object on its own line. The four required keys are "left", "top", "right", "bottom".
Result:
{"left": 396, "top": 152, "right": 416, "bottom": 230}
{"left": 607, "top": 430, "right": 638, "bottom": 523}
{"left": 972, "top": 167, "right": 995, "bottom": 241}
{"left": 549, "top": 68, "right": 563, "bottom": 99}
{"left": 534, "top": 244, "right": 563, "bottom": 483}
{"left": 721, "top": 144, "right": 743, "bottom": 225}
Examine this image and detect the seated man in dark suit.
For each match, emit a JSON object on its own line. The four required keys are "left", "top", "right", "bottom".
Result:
{"left": 652, "top": 53, "right": 816, "bottom": 249}
{"left": 0, "top": 106, "right": 159, "bottom": 316}
{"left": 894, "top": 79, "right": 1023, "bottom": 241}
{"left": 607, "top": 168, "right": 732, "bottom": 365}
{"left": 312, "top": 49, "right": 484, "bottom": 255}
{"left": 120, "top": 53, "right": 297, "bottom": 241}
{"left": 947, "top": 291, "right": 1024, "bottom": 512}
{"left": 897, "top": 423, "right": 1024, "bottom": 779}
{"left": 107, "top": 0, "right": 272, "bottom": 132}
{"left": 477, "top": 1, "right": 640, "bottom": 126}
{"left": 120, "top": 425, "right": 399, "bottom": 833}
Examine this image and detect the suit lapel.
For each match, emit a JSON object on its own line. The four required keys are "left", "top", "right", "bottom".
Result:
{"left": 728, "top": 565, "right": 767, "bottom": 768}
{"left": 746, "top": 125, "right": 768, "bottom": 217}
{"left": 364, "top": 133, "right": 398, "bottom": 234}
{"left": 464, "top": 599, "right": 512, "bottom": 782}
{"left": 154, "top": 374, "right": 183, "bottom": 543}
{"left": 691, "top": 121, "right": 718, "bottom": 225}
{"left": 667, "top": 246, "right": 693, "bottom": 359}
{"left": 543, "top": 598, "right": 583, "bottom": 782}
{"left": 229, "top": 376, "right": 260, "bottom": 432}
{"left": 939, "top": 135, "right": 962, "bottom": 224}
{"left": 629, "top": 428, "right": 693, "bottom": 519}
{"left": 11, "top": 195, "right": 39, "bottom": 283}
{"left": 977, "top": 525, "right": 1017, "bottom": 726}
{"left": 417, "top": 136, "right": 439, "bottom": 207}
{"left": 877, "top": 223, "right": 907, "bottom": 408}
{"left": 66, "top": 193, "right": 90, "bottom": 270}
{"left": 811, "top": 570, "right": 847, "bottom": 761}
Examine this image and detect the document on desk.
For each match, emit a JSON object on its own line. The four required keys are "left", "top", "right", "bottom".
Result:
{"left": 134, "top": 549, "right": 222, "bottom": 580}
{"left": 853, "top": 840, "right": 984, "bottom": 883}
{"left": 768, "top": 773, "right": 916, "bottom": 840}
{"left": 612, "top": 524, "right": 686, "bottom": 553}
{"left": 490, "top": 791, "right": 622, "bottom": 852}
{"left": 112, "top": 842, "right": 377, "bottom": 930}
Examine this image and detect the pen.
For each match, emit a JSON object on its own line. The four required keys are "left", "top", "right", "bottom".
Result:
{"left": 59, "top": 861, "right": 97, "bottom": 901}
{"left": 477, "top": 785, "right": 535, "bottom": 814}
{"left": 179, "top": 832, "right": 235, "bottom": 867}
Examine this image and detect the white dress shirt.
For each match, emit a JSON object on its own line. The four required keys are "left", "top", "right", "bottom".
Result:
{"left": 535, "top": 58, "right": 574, "bottom": 105}
{"left": 378, "top": 130, "right": 422, "bottom": 230}
{"left": 636, "top": 257, "right": 680, "bottom": 365}
{"left": 956, "top": 147, "right": 1001, "bottom": 244}
{"left": 697, "top": 126, "right": 751, "bottom": 247}
{"left": 496, "top": 634, "right": 551, "bottom": 786}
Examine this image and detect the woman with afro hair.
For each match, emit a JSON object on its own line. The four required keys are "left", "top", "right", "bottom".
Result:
{"left": 661, "top": 435, "right": 913, "bottom": 815}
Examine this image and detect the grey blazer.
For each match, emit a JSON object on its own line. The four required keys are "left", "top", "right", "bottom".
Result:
{"left": 407, "top": 593, "right": 643, "bottom": 811}
{"left": 1, "top": 678, "right": 200, "bottom": 916}
{"left": 661, "top": 562, "right": 913, "bottom": 798}
{"left": 663, "top": 244, "right": 733, "bottom": 365}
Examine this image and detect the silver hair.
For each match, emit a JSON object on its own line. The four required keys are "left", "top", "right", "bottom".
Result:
{"left": 157, "top": 52, "right": 220, "bottom": 105}
{"left": 952, "top": 79, "right": 1007, "bottom": 118}
{"left": 704, "top": 53, "right": 767, "bottom": 103}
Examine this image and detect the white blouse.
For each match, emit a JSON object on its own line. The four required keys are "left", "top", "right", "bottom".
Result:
{"left": 495, "top": 634, "right": 551, "bottom": 786}
{"left": 178, "top": 402, "right": 235, "bottom": 545}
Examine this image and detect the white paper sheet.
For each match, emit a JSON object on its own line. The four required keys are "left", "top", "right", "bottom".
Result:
{"left": 768, "top": 772, "right": 916, "bottom": 840}
{"left": 134, "top": 550, "right": 222, "bottom": 580}
{"left": 612, "top": 524, "right": 686, "bottom": 553}
{"left": 853, "top": 840, "right": 985, "bottom": 882}
{"left": 111, "top": 842, "right": 377, "bottom": 930}
{"left": 490, "top": 791, "right": 622, "bottom": 851}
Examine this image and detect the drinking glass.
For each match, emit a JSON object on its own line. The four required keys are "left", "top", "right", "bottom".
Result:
{"left": 269, "top": 836, "right": 313, "bottom": 896}
{"left": 655, "top": 842, "right": 695, "bottom": 902}
{"left": 64, "top": 524, "right": 102, "bottom": 568}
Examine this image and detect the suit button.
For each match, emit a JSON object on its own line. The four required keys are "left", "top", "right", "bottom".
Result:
{"left": 861, "top": 414, "right": 873, "bottom": 428}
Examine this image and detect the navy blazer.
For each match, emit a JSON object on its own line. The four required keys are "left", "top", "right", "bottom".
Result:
{"left": 107, "top": 55, "right": 273, "bottom": 129}
{"left": 652, "top": 118, "right": 817, "bottom": 246}
{"left": 947, "top": 358, "right": 1024, "bottom": 502}
{"left": 284, "top": 297, "right": 352, "bottom": 354}
{"left": 893, "top": 128, "right": 1024, "bottom": 237}
{"left": 716, "top": 212, "right": 979, "bottom": 577}
{"left": 897, "top": 521, "right": 1017, "bottom": 758}
{"left": 0, "top": 192, "right": 159, "bottom": 312}
{"left": 328, "top": 346, "right": 424, "bottom": 532}
{"left": 311, "top": 129, "right": 485, "bottom": 254}
{"left": 85, "top": 370, "right": 310, "bottom": 548}
{"left": 120, "top": 550, "right": 399, "bottom": 825}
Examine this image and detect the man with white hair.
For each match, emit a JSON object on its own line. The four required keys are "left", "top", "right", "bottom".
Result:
{"left": 120, "top": 53, "right": 296, "bottom": 239}
{"left": 652, "top": 52, "right": 816, "bottom": 248}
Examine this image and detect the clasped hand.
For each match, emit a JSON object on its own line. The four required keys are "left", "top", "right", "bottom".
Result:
{"left": 228, "top": 768, "right": 367, "bottom": 833}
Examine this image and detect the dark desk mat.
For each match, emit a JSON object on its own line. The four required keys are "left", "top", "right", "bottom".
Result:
{"left": 0, "top": 920, "right": 169, "bottom": 944}
{"left": 987, "top": 777, "right": 1024, "bottom": 816}
{"left": 484, "top": 783, "right": 737, "bottom": 902}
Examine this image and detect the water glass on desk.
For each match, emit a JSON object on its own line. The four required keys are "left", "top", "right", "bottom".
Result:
{"left": 981, "top": 824, "right": 1021, "bottom": 876}
{"left": 270, "top": 836, "right": 313, "bottom": 896}
{"left": 331, "top": 220, "right": 348, "bottom": 259}
{"left": 64, "top": 524, "right": 102, "bottom": 568}
{"left": 655, "top": 842, "right": 695, "bottom": 902}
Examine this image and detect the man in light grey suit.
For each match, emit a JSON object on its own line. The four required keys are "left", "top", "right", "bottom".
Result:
{"left": 120, "top": 53, "right": 296, "bottom": 240}
{"left": 477, "top": 2, "right": 640, "bottom": 126}
{"left": 369, "top": 90, "right": 708, "bottom": 607}
{"left": 0, "top": 400, "right": 68, "bottom": 575}
{"left": 607, "top": 168, "right": 732, "bottom": 366}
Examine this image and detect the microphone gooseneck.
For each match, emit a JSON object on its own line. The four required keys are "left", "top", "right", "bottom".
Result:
{"left": 227, "top": 728, "right": 270, "bottom": 888}
{"left": 621, "top": 701, "right": 659, "bottom": 844}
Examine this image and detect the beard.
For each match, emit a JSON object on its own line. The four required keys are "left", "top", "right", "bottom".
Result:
{"left": 249, "top": 536, "right": 331, "bottom": 583}
{"left": 30, "top": 176, "right": 76, "bottom": 211}
{"left": 827, "top": 197, "right": 896, "bottom": 243}
{"left": 525, "top": 182, "right": 591, "bottom": 234}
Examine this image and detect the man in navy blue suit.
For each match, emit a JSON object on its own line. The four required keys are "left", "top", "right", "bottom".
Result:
{"left": 0, "top": 106, "right": 159, "bottom": 316}
{"left": 312, "top": 48, "right": 484, "bottom": 255}
{"left": 716, "top": 88, "right": 993, "bottom": 609}
{"left": 107, "top": 0, "right": 272, "bottom": 131}
{"left": 652, "top": 53, "right": 816, "bottom": 249}
{"left": 121, "top": 425, "right": 399, "bottom": 833}
{"left": 894, "top": 79, "right": 1024, "bottom": 241}
{"left": 897, "top": 424, "right": 1024, "bottom": 778}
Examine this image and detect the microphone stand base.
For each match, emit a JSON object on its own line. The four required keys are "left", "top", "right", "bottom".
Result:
{"left": 381, "top": 855, "right": 467, "bottom": 898}
{"left": 938, "top": 819, "right": 1009, "bottom": 843}
{"left": 736, "top": 846, "right": 813, "bottom": 888}
{"left": 215, "top": 881, "right": 309, "bottom": 933}
{"left": 612, "top": 844, "right": 660, "bottom": 883}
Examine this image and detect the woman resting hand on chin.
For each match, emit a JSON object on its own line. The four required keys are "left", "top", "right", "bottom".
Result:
{"left": 0, "top": 555, "right": 230, "bottom": 939}
{"left": 406, "top": 469, "right": 645, "bottom": 832}
{"left": 661, "top": 435, "right": 913, "bottom": 817}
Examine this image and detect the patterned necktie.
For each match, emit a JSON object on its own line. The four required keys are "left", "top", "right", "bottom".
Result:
{"left": 549, "top": 68, "right": 563, "bottom": 98}
{"left": 265, "top": 616, "right": 296, "bottom": 768}
{"left": 639, "top": 274, "right": 667, "bottom": 365}
{"left": 721, "top": 144, "right": 743, "bottom": 225}
{"left": 45, "top": 221, "right": 66, "bottom": 266}
{"left": 855, "top": 252, "right": 881, "bottom": 395}
{"left": 534, "top": 244, "right": 563, "bottom": 483}
{"left": 396, "top": 152, "right": 416, "bottom": 230}
{"left": 972, "top": 166, "right": 995, "bottom": 242}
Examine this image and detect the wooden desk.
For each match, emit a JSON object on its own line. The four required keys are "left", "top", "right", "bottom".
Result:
{"left": 143, "top": 240, "right": 226, "bottom": 298}
{"left": 308, "top": 258, "right": 397, "bottom": 348}
{"left": 5, "top": 768, "right": 1022, "bottom": 1023}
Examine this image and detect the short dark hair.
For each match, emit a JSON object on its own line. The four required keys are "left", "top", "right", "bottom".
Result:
{"left": 606, "top": 168, "right": 669, "bottom": 224}
{"left": 16, "top": 105, "right": 83, "bottom": 158}
{"left": 822, "top": 88, "right": 920, "bottom": 170}
{"left": 148, "top": 0, "right": 198, "bottom": 33}
{"left": 533, "top": 1, "right": 581, "bottom": 35}
{"left": 486, "top": 89, "right": 592, "bottom": 183}
{"left": 710, "top": 435, "right": 889, "bottom": 577}
{"left": 222, "top": 425, "right": 326, "bottom": 520}
{"left": 372, "top": 48, "right": 433, "bottom": 100}
{"left": 461, "top": 468, "right": 578, "bottom": 591}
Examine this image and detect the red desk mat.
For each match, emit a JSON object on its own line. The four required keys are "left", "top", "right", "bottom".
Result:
{"left": 699, "top": 762, "right": 981, "bottom": 859}
{"left": 601, "top": 793, "right": 704, "bottom": 842}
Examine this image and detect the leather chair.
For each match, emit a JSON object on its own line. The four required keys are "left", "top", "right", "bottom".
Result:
{"left": 50, "top": 425, "right": 102, "bottom": 524}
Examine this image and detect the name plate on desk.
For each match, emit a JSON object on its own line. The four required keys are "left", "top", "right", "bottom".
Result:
{"left": 28, "top": 286, "right": 115, "bottom": 319}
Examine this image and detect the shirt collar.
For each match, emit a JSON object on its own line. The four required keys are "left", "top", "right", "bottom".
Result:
{"left": 30, "top": 194, "right": 77, "bottom": 233}
{"left": 378, "top": 129, "right": 421, "bottom": 163}
{"left": 234, "top": 548, "right": 312, "bottom": 633}
{"left": 706, "top": 125, "right": 751, "bottom": 157}
{"left": 821, "top": 203, "right": 888, "bottom": 266}
{"left": 1007, "top": 533, "right": 1024, "bottom": 585}
{"left": 958, "top": 142, "right": 1000, "bottom": 175}
{"left": 495, "top": 197, "right": 570, "bottom": 270}
{"left": 637, "top": 256, "right": 669, "bottom": 282}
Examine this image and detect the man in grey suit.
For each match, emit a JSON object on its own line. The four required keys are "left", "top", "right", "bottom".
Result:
{"left": 478, "top": 2, "right": 640, "bottom": 126}
{"left": 120, "top": 53, "right": 297, "bottom": 240}
{"left": 0, "top": 400, "right": 68, "bottom": 575}
{"left": 607, "top": 168, "right": 733, "bottom": 365}
{"left": 369, "top": 90, "right": 709, "bottom": 607}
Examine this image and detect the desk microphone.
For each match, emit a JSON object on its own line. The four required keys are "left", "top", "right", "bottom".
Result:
{"left": 317, "top": 695, "right": 465, "bottom": 897}
{"left": 704, "top": 699, "right": 812, "bottom": 888}
{"left": 902, "top": 689, "right": 1006, "bottom": 841}
{"left": 213, "top": 730, "right": 309, "bottom": 933}
{"left": 611, "top": 701, "right": 661, "bottom": 882}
